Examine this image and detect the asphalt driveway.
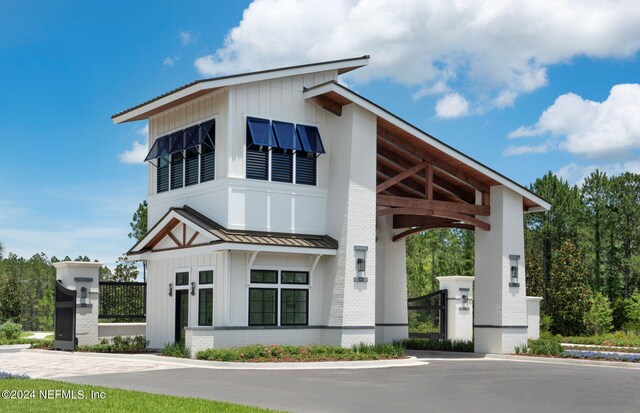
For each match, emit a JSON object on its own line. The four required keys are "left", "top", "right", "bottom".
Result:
{"left": 58, "top": 358, "right": 640, "bottom": 413}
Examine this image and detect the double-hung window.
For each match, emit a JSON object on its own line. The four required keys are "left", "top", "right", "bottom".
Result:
{"left": 248, "top": 269, "right": 310, "bottom": 327}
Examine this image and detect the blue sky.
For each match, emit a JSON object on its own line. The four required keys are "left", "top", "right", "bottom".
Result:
{"left": 1, "top": 0, "right": 639, "bottom": 265}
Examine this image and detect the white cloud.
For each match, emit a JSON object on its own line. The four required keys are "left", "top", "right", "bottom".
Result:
{"left": 118, "top": 124, "right": 148, "bottom": 164}
{"left": 557, "top": 160, "right": 640, "bottom": 185}
{"left": 180, "top": 30, "right": 196, "bottom": 46}
{"left": 503, "top": 143, "right": 549, "bottom": 156}
{"left": 163, "top": 57, "right": 175, "bottom": 67}
{"left": 194, "top": 0, "right": 640, "bottom": 113}
{"left": 509, "top": 84, "right": 640, "bottom": 159}
{"left": 435, "top": 93, "right": 469, "bottom": 119}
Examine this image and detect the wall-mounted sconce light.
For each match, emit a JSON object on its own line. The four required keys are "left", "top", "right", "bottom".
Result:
{"left": 80, "top": 286, "right": 87, "bottom": 299}
{"left": 354, "top": 245, "right": 368, "bottom": 282}
{"left": 460, "top": 287, "right": 470, "bottom": 310}
{"left": 191, "top": 281, "right": 196, "bottom": 296}
{"left": 509, "top": 254, "right": 520, "bottom": 287}
{"left": 168, "top": 283, "right": 173, "bottom": 297}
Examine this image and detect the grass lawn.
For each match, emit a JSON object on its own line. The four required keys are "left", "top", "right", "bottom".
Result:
{"left": 0, "top": 379, "right": 277, "bottom": 412}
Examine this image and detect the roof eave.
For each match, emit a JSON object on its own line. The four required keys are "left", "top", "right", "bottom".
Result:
{"left": 303, "top": 81, "right": 551, "bottom": 212}
{"left": 112, "top": 55, "right": 370, "bottom": 124}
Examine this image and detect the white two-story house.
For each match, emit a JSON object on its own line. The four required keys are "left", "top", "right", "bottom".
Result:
{"left": 114, "top": 56, "right": 550, "bottom": 355}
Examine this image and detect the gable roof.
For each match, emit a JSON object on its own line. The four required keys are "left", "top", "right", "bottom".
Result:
{"left": 302, "top": 81, "right": 551, "bottom": 212}
{"left": 112, "top": 55, "right": 370, "bottom": 124}
{"left": 128, "top": 205, "right": 339, "bottom": 258}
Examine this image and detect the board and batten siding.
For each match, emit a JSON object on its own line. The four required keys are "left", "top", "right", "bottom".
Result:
{"left": 146, "top": 251, "right": 225, "bottom": 349}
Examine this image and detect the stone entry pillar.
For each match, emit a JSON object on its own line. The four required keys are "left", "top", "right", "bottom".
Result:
{"left": 437, "top": 276, "right": 474, "bottom": 341}
{"left": 53, "top": 261, "right": 102, "bottom": 346}
{"left": 527, "top": 297, "right": 543, "bottom": 339}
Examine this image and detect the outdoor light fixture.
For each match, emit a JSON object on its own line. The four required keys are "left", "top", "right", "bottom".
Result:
{"left": 168, "top": 283, "right": 173, "bottom": 297}
{"left": 190, "top": 281, "right": 196, "bottom": 296}
{"left": 80, "top": 286, "right": 87, "bottom": 299}
{"left": 460, "top": 288, "right": 470, "bottom": 310}
{"left": 509, "top": 255, "right": 520, "bottom": 287}
{"left": 354, "top": 245, "right": 368, "bottom": 282}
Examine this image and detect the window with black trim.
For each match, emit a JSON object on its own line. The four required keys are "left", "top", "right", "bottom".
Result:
{"left": 185, "top": 149, "right": 199, "bottom": 186}
{"left": 281, "top": 289, "right": 308, "bottom": 326}
{"left": 250, "top": 270, "right": 277, "bottom": 284}
{"left": 170, "top": 153, "right": 184, "bottom": 190}
{"left": 200, "top": 134, "right": 215, "bottom": 183}
{"left": 249, "top": 288, "right": 277, "bottom": 326}
{"left": 157, "top": 157, "right": 169, "bottom": 193}
{"left": 295, "top": 152, "right": 317, "bottom": 186}
{"left": 281, "top": 271, "right": 309, "bottom": 285}
{"left": 175, "top": 272, "right": 189, "bottom": 286}
{"left": 198, "top": 269, "right": 214, "bottom": 327}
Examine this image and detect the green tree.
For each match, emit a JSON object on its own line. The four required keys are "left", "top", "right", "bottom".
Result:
{"left": 581, "top": 170, "right": 610, "bottom": 292}
{"left": 547, "top": 240, "right": 592, "bottom": 336}
{"left": 584, "top": 292, "right": 613, "bottom": 335}
{"left": 0, "top": 271, "right": 23, "bottom": 323}
{"left": 623, "top": 292, "right": 640, "bottom": 332}
{"left": 0, "top": 241, "right": 4, "bottom": 260}
{"left": 129, "top": 201, "right": 148, "bottom": 242}
{"left": 110, "top": 255, "right": 139, "bottom": 282}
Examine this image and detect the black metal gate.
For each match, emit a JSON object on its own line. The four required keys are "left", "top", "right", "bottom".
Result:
{"left": 99, "top": 281, "right": 147, "bottom": 320}
{"left": 408, "top": 290, "right": 447, "bottom": 340}
{"left": 54, "top": 280, "right": 76, "bottom": 350}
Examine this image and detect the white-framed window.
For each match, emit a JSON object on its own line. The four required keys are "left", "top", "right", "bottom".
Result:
{"left": 197, "top": 267, "right": 214, "bottom": 327}
{"left": 248, "top": 269, "right": 310, "bottom": 327}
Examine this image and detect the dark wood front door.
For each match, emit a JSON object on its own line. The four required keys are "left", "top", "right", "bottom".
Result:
{"left": 175, "top": 290, "right": 189, "bottom": 343}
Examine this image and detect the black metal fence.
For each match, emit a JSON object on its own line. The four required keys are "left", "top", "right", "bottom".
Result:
{"left": 99, "top": 281, "right": 146, "bottom": 320}
{"left": 408, "top": 290, "right": 447, "bottom": 340}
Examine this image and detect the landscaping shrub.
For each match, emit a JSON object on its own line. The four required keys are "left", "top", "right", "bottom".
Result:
{"left": 195, "top": 343, "right": 404, "bottom": 362}
{"left": 559, "top": 331, "right": 640, "bottom": 347}
{"left": 613, "top": 298, "right": 627, "bottom": 331}
{"left": 540, "top": 315, "right": 553, "bottom": 333}
{"left": 623, "top": 292, "right": 640, "bottom": 333}
{"left": 161, "top": 342, "right": 190, "bottom": 358}
{"left": 584, "top": 292, "right": 613, "bottom": 335}
{"left": 562, "top": 350, "right": 640, "bottom": 362}
{"left": 527, "top": 339, "right": 563, "bottom": 355}
{"left": 0, "top": 321, "right": 23, "bottom": 340}
{"left": 398, "top": 338, "right": 474, "bottom": 352}
{"left": 0, "top": 371, "right": 29, "bottom": 379}
{"left": 77, "top": 335, "right": 148, "bottom": 353}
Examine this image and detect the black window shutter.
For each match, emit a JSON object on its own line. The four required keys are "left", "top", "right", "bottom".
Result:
{"left": 296, "top": 153, "right": 316, "bottom": 186}
{"left": 200, "top": 144, "right": 215, "bottom": 183}
{"left": 185, "top": 150, "right": 199, "bottom": 186}
{"left": 246, "top": 148, "right": 269, "bottom": 180}
{"left": 170, "top": 154, "right": 184, "bottom": 190}
{"left": 157, "top": 158, "right": 169, "bottom": 193}
{"left": 271, "top": 150, "right": 293, "bottom": 183}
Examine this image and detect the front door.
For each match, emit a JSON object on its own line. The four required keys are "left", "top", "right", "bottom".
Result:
{"left": 175, "top": 290, "right": 189, "bottom": 343}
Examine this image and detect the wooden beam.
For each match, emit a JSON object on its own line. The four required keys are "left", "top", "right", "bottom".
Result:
{"left": 377, "top": 171, "right": 426, "bottom": 199}
{"left": 426, "top": 164, "right": 433, "bottom": 199}
{"left": 167, "top": 231, "right": 183, "bottom": 248}
{"left": 377, "top": 157, "right": 466, "bottom": 203}
{"left": 377, "top": 141, "right": 476, "bottom": 202}
{"left": 144, "top": 218, "right": 180, "bottom": 250}
{"left": 377, "top": 195, "right": 490, "bottom": 216}
{"left": 182, "top": 223, "right": 186, "bottom": 246}
{"left": 483, "top": 191, "right": 490, "bottom": 207}
{"left": 377, "top": 129, "right": 491, "bottom": 193}
{"left": 376, "top": 160, "right": 429, "bottom": 193}
{"left": 186, "top": 231, "right": 200, "bottom": 247}
{"left": 394, "top": 215, "right": 460, "bottom": 229}
{"left": 393, "top": 223, "right": 475, "bottom": 242}
{"left": 376, "top": 207, "right": 490, "bottom": 231}
{"left": 312, "top": 96, "right": 342, "bottom": 116}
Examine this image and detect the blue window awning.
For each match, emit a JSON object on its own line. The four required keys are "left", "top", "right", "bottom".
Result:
{"left": 272, "top": 121, "right": 302, "bottom": 151}
{"left": 296, "top": 124, "right": 325, "bottom": 154}
{"left": 144, "top": 135, "right": 171, "bottom": 161}
{"left": 190, "top": 119, "right": 216, "bottom": 149}
{"left": 247, "top": 117, "right": 278, "bottom": 148}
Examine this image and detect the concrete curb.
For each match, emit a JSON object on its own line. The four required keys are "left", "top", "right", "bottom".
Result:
{"left": 0, "top": 344, "right": 31, "bottom": 353}
{"left": 487, "top": 353, "right": 640, "bottom": 369}
{"left": 26, "top": 349, "right": 429, "bottom": 370}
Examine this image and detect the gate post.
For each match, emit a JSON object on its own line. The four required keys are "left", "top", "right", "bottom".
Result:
{"left": 437, "top": 276, "right": 474, "bottom": 341}
{"left": 53, "top": 262, "right": 102, "bottom": 346}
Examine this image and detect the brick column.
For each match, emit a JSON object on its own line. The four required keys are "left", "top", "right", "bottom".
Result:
{"left": 53, "top": 262, "right": 102, "bottom": 346}
{"left": 323, "top": 104, "right": 377, "bottom": 347}
{"left": 474, "top": 185, "right": 528, "bottom": 353}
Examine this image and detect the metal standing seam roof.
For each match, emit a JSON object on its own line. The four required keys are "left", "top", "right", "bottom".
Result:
{"left": 168, "top": 206, "right": 338, "bottom": 250}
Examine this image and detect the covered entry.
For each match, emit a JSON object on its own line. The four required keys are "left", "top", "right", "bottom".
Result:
{"left": 304, "top": 81, "right": 550, "bottom": 353}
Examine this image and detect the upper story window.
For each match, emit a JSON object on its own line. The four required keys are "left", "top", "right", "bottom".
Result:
{"left": 144, "top": 119, "right": 216, "bottom": 194}
{"left": 245, "top": 117, "right": 325, "bottom": 186}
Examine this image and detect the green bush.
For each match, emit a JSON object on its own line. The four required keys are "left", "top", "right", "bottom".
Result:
{"left": 613, "top": 298, "right": 627, "bottom": 331}
{"left": 161, "top": 342, "right": 190, "bottom": 358}
{"left": 77, "top": 335, "right": 148, "bottom": 353}
{"left": 0, "top": 321, "right": 23, "bottom": 340}
{"left": 584, "top": 292, "right": 613, "bottom": 335}
{"left": 528, "top": 339, "right": 563, "bottom": 355}
{"left": 623, "top": 292, "right": 640, "bottom": 333}
{"left": 540, "top": 315, "right": 553, "bottom": 333}
{"left": 397, "top": 338, "right": 474, "bottom": 352}
{"left": 196, "top": 343, "right": 404, "bottom": 362}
